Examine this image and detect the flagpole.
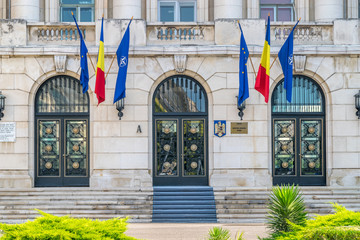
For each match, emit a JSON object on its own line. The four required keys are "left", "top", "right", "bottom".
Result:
{"left": 269, "top": 56, "right": 278, "bottom": 70}
{"left": 270, "top": 17, "right": 300, "bottom": 70}
{"left": 105, "top": 16, "right": 133, "bottom": 80}
{"left": 71, "top": 11, "right": 96, "bottom": 72}
{"left": 87, "top": 53, "right": 96, "bottom": 72}
{"left": 237, "top": 20, "right": 256, "bottom": 75}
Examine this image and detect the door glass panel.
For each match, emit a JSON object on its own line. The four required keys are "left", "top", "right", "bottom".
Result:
{"left": 38, "top": 120, "right": 60, "bottom": 176}
{"left": 274, "top": 120, "right": 295, "bottom": 175}
{"left": 65, "top": 120, "right": 87, "bottom": 176}
{"left": 183, "top": 120, "right": 205, "bottom": 176}
{"left": 156, "top": 120, "right": 178, "bottom": 176}
{"left": 301, "top": 120, "right": 322, "bottom": 175}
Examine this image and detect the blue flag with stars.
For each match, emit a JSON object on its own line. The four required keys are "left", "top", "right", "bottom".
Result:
{"left": 72, "top": 13, "right": 89, "bottom": 93}
{"left": 278, "top": 19, "right": 300, "bottom": 102}
{"left": 238, "top": 22, "right": 249, "bottom": 106}
{"left": 114, "top": 19, "right": 132, "bottom": 103}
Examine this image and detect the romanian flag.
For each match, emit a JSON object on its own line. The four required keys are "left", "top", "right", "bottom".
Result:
{"left": 95, "top": 17, "right": 105, "bottom": 105}
{"left": 255, "top": 15, "right": 270, "bottom": 103}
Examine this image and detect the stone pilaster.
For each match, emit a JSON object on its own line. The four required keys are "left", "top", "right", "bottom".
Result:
{"left": 247, "top": 0, "right": 259, "bottom": 19}
{"left": 11, "top": 0, "right": 40, "bottom": 22}
{"left": 295, "top": 0, "right": 310, "bottom": 21}
{"left": 113, "top": 0, "right": 142, "bottom": 19}
{"left": 214, "top": 0, "right": 242, "bottom": 20}
{"left": 315, "top": 0, "right": 343, "bottom": 22}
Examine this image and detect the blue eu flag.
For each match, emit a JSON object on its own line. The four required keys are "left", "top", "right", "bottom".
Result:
{"left": 114, "top": 19, "right": 132, "bottom": 103}
{"left": 238, "top": 22, "right": 249, "bottom": 106}
{"left": 72, "top": 13, "right": 89, "bottom": 93}
{"left": 278, "top": 20, "right": 300, "bottom": 102}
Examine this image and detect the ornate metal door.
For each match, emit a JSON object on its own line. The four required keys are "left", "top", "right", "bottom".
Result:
{"left": 272, "top": 76, "right": 325, "bottom": 186}
{"left": 36, "top": 119, "right": 89, "bottom": 187}
{"left": 273, "top": 118, "right": 325, "bottom": 185}
{"left": 35, "top": 76, "right": 89, "bottom": 187}
{"left": 154, "top": 118, "right": 207, "bottom": 186}
{"left": 152, "top": 75, "right": 208, "bottom": 186}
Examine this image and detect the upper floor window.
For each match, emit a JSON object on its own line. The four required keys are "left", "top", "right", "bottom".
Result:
{"left": 260, "top": 0, "right": 294, "bottom": 21}
{"left": 158, "top": 0, "right": 196, "bottom": 22}
{"left": 60, "top": 0, "right": 94, "bottom": 22}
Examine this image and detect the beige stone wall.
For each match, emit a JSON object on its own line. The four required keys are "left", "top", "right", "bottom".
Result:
{"left": 0, "top": 1, "right": 359, "bottom": 189}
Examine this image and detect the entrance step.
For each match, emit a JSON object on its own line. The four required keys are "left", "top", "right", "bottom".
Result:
{"left": 152, "top": 186, "right": 217, "bottom": 223}
{"left": 215, "top": 187, "right": 360, "bottom": 223}
{"left": 0, "top": 188, "right": 153, "bottom": 224}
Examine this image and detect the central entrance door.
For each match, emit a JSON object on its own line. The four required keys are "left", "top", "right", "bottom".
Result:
{"left": 35, "top": 75, "right": 89, "bottom": 187}
{"left": 272, "top": 75, "right": 326, "bottom": 186}
{"left": 153, "top": 75, "right": 208, "bottom": 186}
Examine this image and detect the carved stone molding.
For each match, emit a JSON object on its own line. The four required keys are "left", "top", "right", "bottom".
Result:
{"left": 294, "top": 55, "right": 307, "bottom": 73}
{"left": 174, "top": 55, "right": 187, "bottom": 73}
{"left": 54, "top": 55, "right": 67, "bottom": 73}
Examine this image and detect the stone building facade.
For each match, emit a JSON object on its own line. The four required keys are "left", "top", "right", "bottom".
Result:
{"left": 0, "top": 0, "right": 359, "bottom": 189}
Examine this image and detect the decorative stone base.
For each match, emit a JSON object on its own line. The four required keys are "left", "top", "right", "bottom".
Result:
{"left": 329, "top": 169, "right": 360, "bottom": 187}
{"left": 0, "top": 170, "right": 32, "bottom": 188}
{"left": 90, "top": 169, "right": 152, "bottom": 189}
{"left": 210, "top": 169, "right": 272, "bottom": 187}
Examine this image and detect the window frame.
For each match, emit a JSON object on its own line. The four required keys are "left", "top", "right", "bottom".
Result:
{"left": 260, "top": 0, "right": 294, "bottom": 22}
{"left": 60, "top": 0, "right": 95, "bottom": 22}
{"left": 158, "top": 0, "right": 197, "bottom": 22}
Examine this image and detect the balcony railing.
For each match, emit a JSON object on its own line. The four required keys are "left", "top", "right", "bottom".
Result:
{"left": 147, "top": 23, "right": 215, "bottom": 45}
{"left": 28, "top": 23, "right": 96, "bottom": 45}
{"left": 271, "top": 23, "right": 333, "bottom": 45}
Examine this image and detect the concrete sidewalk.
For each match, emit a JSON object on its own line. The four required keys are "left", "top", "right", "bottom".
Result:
{"left": 126, "top": 223, "right": 269, "bottom": 240}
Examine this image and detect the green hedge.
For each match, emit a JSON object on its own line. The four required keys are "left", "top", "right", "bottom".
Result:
{"left": 263, "top": 204, "right": 360, "bottom": 240}
{"left": 0, "top": 210, "right": 137, "bottom": 240}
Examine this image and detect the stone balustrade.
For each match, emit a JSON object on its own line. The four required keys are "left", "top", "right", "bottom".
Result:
{"left": 28, "top": 23, "right": 96, "bottom": 45}
{"left": 271, "top": 23, "right": 333, "bottom": 45}
{"left": 147, "top": 23, "right": 215, "bottom": 45}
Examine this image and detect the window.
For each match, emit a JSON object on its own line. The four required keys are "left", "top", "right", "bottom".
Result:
{"left": 60, "top": 0, "right": 94, "bottom": 22}
{"left": 260, "top": 0, "right": 294, "bottom": 21}
{"left": 158, "top": 0, "right": 196, "bottom": 22}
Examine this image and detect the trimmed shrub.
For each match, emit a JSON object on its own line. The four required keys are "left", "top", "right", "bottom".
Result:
{"left": 261, "top": 203, "right": 360, "bottom": 240}
{"left": 266, "top": 184, "right": 307, "bottom": 233}
{"left": 0, "top": 210, "right": 137, "bottom": 240}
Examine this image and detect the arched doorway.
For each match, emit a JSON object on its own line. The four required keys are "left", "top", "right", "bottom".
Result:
{"left": 152, "top": 75, "right": 208, "bottom": 186}
{"left": 272, "top": 75, "right": 326, "bottom": 186}
{"left": 34, "top": 75, "right": 90, "bottom": 187}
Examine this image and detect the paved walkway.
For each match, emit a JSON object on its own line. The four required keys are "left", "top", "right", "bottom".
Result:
{"left": 126, "top": 223, "right": 269, "bottom": 240}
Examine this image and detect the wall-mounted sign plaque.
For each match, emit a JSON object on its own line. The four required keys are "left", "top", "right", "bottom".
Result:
{"left": 0, "top": 122, "right": 16, "bottom": 142}
{"left": 231, "top": 122, "right": 248, "bottom": 134}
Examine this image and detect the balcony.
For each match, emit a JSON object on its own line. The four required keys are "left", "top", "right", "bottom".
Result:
{"left": 28, "top": 23, "right": 96, "bottom": 45}
{"left": 146, "top": 22, "right": 215, "bottom": 45}
{"left": 271, "top": 22, "right": 333, "bottom": 45}
{"left": 1, "top": 19, "right": 359, "bottom": 50}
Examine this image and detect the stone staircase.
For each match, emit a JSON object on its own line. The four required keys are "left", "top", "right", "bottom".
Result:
{"left": 0, "top": 187, "right": 358, "bottom": 224}
{"left": 215, "top": 187, "right": 360, "bottom": 223}
{"left": 152, "top": 186, "right": 217, "bottom": 223}
{"left": 0, "top": 188, "right": 153, "bottom": 224}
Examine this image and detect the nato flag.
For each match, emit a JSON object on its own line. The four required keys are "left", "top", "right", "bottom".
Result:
{"left": 113, "top": 19, "right": 132, "bottom": 104}
{"left": 278, "top": 20, "right": 300, "bottom": 102}
{"left": 238, "top": 22, "right": 249, "bottom": 106}
{"left": 72, "top": 13, "right": 89, "bottom": 94}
